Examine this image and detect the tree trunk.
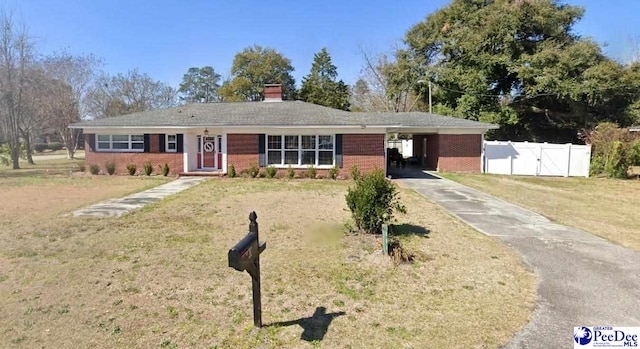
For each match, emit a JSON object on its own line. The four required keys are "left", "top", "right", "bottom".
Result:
{"left": 10, "top": 143, "right": 20, "bottom": 169}
{"left": 24, "top": 131, "right": 34, "bottom": 165}
{"left": 60, "top": 129, "right": 77, "bottom": 160}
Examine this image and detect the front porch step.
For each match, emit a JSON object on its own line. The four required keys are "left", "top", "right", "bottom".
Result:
{"left": 178, "top": 172, "right": 226, "bottom": 177}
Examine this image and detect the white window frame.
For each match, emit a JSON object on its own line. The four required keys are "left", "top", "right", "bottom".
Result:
{"left": 96, "top": 134, "right": 144, "bottom": 152}
{"left": 166, "top": 134, "right": 177, "bottom": 153}
{"left": 266, "top": 134, "right": 335, "bottom": 168}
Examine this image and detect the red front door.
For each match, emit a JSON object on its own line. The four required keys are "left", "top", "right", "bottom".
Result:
{"left": 197, "top": 135, "right": 220, "bottom": 170}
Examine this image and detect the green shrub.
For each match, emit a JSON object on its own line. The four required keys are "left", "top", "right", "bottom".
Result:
{"left": 48, "top": 142, "right": 63, "bottom": 151}
{"left": 350, "top": 165, "right": 361, "bottom": 180}
{"left": 248, "top": 164, "right": 260, "bottom": 178}
{"left": 306, "top": 166, "right": 317, "bottom": 179}
{"left": 89, "top": 164, "right": 100, "bottom": 175}
{"left": 143, "top": 162, "right": 153, "bottom": 176}
{"left": 604, "top": 141, "right": 628, "bottom": 178}
{"left": 628, "top": 140, "right": 640, "bottom": 166}
{"left": 329, "top": 166, "right": 339, "bottom": 180}
{"left": 126, "top": 163, "right": 137, "bottom": 176}
{"left": 162, "top": 163, "right": 170, "bottom": 176}
{"left": 228, "top": 164, "right": 236, "bottom": 178}
{"left": 265, "top": 166, "right": 277, "bottom": 178}
{"left": 589, "top": 155, "right": 605, "bottom": 177}
{"left": 345, "top": 169, "right": 406, "bottom": 234}
{"left": 287, "top": 165, "right": 295, "bottom": 179}
{"left": 34, "top": 143, "right": 48, "bottom": 153}
{"left": 105, "top": 161, "right": 116, "bottom": 175}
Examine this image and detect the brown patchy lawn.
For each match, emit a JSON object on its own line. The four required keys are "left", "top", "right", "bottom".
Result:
{"left": 441, "top": 173, "right": 640, "bottom": 251}
{"left": 0, "top": 174, "right": 535, "bottom": 348}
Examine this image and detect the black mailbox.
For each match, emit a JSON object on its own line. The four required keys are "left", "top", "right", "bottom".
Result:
{"left": 227, "top": 211, "right": 266, "bottom": 328}
{"left": 228, "top": 232, "right": 266, "bottom": 272}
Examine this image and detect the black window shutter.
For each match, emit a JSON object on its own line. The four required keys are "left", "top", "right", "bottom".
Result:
{"left": 143, "top": 134, "right": 150, "bottom": 153}
{"left": 335, "top": 134, "right": 343, "bottom": 168}
{"left": 87, "top": 134, "right": 95, "bottom": 152}
{"left": 258, "top": 134, "right": 266, "bottom": 167}
{"left": 159, "top": 134, "right": 166, "bottom": 153}
{"left": 177, "top": 134, "right": 184, "bottom": 153}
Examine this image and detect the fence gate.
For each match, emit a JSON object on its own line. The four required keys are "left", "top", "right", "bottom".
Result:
{"left": 483, "top": 141, "right": 591, "bottom": 177}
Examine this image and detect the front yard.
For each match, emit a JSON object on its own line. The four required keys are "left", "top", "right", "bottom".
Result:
{"left": 441, "top": 173, "right": 640, "bottom": 250}
{"left": 0, "top": 170, "right": 535, "bottom": 348}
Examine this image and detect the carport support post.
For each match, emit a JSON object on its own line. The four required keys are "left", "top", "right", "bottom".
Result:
{"left": 248, "top": 212, "right": 262, "bottom": 328}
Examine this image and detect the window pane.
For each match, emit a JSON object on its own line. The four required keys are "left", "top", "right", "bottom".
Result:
{"left": 97, "top": 135, "right": 110, "bottom": 141}
{"left": 302, "top": 135, "right": 316, "bottom": 149}
{"left": 167, "top": 143, "right": 177, "bottom": 150}
{"left": 301, "top": 151, "right": 315, "bottom": 165}
{"left": 131, "top": 135, "right": 144, "bottom": 142}
{"left": 113, "top": 135, "right": 128, "bottom": 142}
{"left": 167, "top": 135, "right": 176, "bottom": 142}
{"left": 131, "top": 143, "right": 144, "bottom": 150}
{"left": 284, "top": 151, "right": 298, "bottom": 164}
{"left": 113, "top": 142, "right": 129, "bottom": 149}
{"left": 319, "top": 151, "right": 334, "bottom": 165}
{"left": 268, "top": 151, "right": 281, "bottom": 165}
{"left": 97, "top": 142, "right": 110, "bottom": 149}
{"left": 268, "top": 135, "right": 281, "bottom": 149}
{"left": 285, "top": 136, "right": 298, "bottom": 149}
{"left": 319, "top": 135, "right": 333, "bottom": 150}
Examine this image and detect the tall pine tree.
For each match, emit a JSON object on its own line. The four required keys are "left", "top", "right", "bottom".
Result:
{"left": 299, "top": 48, "right": 350, "bottom": 110}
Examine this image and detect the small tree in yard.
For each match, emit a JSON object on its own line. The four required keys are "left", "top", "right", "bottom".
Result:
{"left": 345, "top": 169, "right": 406, "bottom": 234}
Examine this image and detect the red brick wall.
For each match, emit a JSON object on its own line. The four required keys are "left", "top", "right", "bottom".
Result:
{"left": 412, "top": 134, "right": 439, "bottom": 170}
{"left": 343, "top": 134, "right": 385, "bottom": 176}
{"left": 227, "top": 134, "right": 259, "bottom": 171}
{"left": 437, "top": 134, "right": 482, "bottom": 172}
{"left": 84, "top": 135, "right": 183, "bottom": 175}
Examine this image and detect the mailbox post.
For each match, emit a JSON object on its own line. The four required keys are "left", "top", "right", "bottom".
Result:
{"left": 228, "top": 211, "right": 266, "bottom": 328}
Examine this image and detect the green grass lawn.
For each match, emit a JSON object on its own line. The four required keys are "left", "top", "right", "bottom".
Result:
{"left": 441, "top": 173, "right": 640, "bottom": 250}
{"left": 0, "top": 173, "right": 535, "bottom": 348}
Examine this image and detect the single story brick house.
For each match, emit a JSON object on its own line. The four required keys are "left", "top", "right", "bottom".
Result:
{"left": 70, "top": 85, "right": 497, "bottom": 177}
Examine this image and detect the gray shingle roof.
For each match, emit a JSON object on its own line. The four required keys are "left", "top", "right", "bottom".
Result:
{"left": 71, "top": 101, "right": 498, "bottom": 129}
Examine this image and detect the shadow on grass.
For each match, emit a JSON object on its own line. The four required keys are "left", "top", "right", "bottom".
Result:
{"left": 266, "top": 306, "right": 345, "bottom": 342}
{"left": 391, "top": 223, "right": 430, "bottom": 238}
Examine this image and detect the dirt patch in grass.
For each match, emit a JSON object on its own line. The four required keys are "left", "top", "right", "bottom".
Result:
{"left": 0, "top": 178, "right": 534, "bottom": 348}
{"left": 442, "top": 173, "right": 640, "bottom": 250}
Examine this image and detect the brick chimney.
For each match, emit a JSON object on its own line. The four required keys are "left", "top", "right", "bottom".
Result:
{"left": 263, "top": 84, "right": 283, "bottom": 102}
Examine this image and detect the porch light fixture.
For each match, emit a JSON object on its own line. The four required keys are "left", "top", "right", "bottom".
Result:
{"left": 204, "top": 128, "right": 209, "bottom": 136}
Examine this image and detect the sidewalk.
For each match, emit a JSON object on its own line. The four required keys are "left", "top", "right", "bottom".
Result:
{"left": 396, "top": 172, "right": 640, "bottom": 349}
{"left": 73, "top": 177, "right": 206, "bottom": 218}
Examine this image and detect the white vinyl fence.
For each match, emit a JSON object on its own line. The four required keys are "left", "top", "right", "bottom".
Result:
{"left": 483, "top": 141, "right": 591, "bottom": 177}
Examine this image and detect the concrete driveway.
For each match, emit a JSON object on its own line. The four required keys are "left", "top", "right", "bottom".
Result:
{"left": 395, "top": 171, "right": 640, "bottom": 349}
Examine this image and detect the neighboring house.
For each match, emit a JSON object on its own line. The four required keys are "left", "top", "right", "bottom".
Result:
{"left": 631, "top": 125, "right": 640, "bottom": 132}
{"left": 69, "top": 85, "right": 498, "bottom": 177}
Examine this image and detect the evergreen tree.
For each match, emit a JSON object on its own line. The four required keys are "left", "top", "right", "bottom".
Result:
{"left": 392, "top": 0, "right": 640, "bottom": 142}
{"left": 178, "top": 66, "right": 221, "bottom": 103}
{"left": 299, "top": 48, "right": 350, "bottom": 110}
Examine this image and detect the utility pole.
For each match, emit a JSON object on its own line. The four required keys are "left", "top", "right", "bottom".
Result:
{"left": 428, "top": 81, "right": 432, "bottom": 114}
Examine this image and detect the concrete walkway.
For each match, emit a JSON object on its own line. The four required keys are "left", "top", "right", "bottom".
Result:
{"left": 396, "top": 171, "right": 640, "bottom": 349}
{"left": 73, "top": 177, "right": 206, "bottom": 218}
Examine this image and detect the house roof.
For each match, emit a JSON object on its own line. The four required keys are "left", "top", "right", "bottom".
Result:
{"left": 70, "top": 101, "right": 498, "bottom": 130}
{"left": 630, "top": 125, "right": 640, "bottom": 132}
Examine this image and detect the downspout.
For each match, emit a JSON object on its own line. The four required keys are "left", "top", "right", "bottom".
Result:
{"left": 481, "top": 131, "right": 486, "bottom": 173}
